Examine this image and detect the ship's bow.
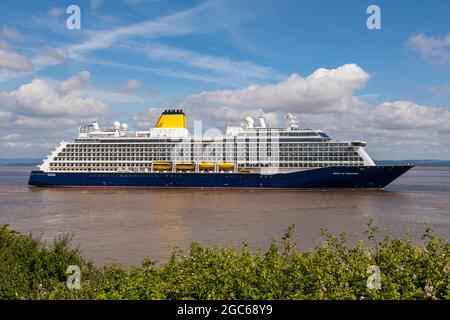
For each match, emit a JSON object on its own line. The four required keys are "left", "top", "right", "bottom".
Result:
{"left": 365, "top": 165, "right": 414, "bottom": 188}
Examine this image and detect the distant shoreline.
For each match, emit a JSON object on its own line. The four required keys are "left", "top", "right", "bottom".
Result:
{"left": 375, "top": 160, "right": 450, "bottom": 167}
{"left": 0, "top": 159, "right": 41, "bottom": 166}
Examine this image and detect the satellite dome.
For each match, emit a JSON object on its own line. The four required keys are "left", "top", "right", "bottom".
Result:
{"left": 121, "top": 123, "right": 128, "bottom": 130}
{"left": 113, "top": 121, "right": 121, "bottom": 129}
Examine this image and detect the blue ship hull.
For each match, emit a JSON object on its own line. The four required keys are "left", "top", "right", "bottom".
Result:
{"left": 28, "top": 165, "right": 413, "bottom": 189}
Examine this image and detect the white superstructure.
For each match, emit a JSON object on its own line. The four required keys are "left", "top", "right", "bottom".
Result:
{"left": 39, "top": 109, "right": 375, "bottom": 173}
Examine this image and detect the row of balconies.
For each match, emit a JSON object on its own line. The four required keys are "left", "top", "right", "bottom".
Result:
{"left": 49, "top": 161, "right": 364, "bottom": 171}
{"left": 50, "top": 159, "right": 364, "bottom": 167}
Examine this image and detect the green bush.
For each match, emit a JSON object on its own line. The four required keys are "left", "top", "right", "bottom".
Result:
{"left": 0, "top": 220, "right": 448, "bottom": 300}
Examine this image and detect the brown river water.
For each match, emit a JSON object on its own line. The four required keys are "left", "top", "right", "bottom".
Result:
{"left": 0, "top": 166, "right": 449, "bottom": 266}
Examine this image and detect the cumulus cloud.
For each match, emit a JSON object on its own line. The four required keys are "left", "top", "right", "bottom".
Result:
{"left": 364, "top": 101, "right": 450, "bottom": 130}
{"left": 181, "top": 64, "right": 370, "bottom": 116}
{"left": 298, "top": 101, "right": 450, "bottom": 159}
{"left": 0, "top": 72, "right": 113, "bottom": 157}
{"left": 0, "top": 40, "right": 34, "bottom": 72}
{"left": 407, "top": 33, "right": 450, "bottom": 64}
{"left": 150, "top": 64, "right": 450, "bottom": 159}
{"left": 58, "top": 71, "right": 92, "bottom": 93}
{"left": 1, "top": 71, "right": 109, "bottom": 118}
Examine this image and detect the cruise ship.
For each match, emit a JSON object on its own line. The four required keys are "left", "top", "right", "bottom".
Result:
{"left": 28, "top": 109, "right": 413, "bottom": 189}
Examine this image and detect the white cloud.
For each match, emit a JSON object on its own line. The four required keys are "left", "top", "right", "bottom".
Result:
{"left": 32, "top": 47, "right": 71, "bottom": 68}
{"left": 1, "top": 71, "right": 109, "bottom": 117}
{"left": 0, "top": 44, "right": 71, "bottom": 82}
{"left": 407, "top": 33, "right": 450, "bottom": 64}
{"left": 0, "top": 40, "right": 34, "bottom": 72}
{"left": 122, "top": 79, "right": 142, "bottom": 90}
{"left": 181, "top": 64, "right": 369, "bottom": 113}
{"left": 132, "top": 108, "right": 161, "bottom": 130}
{"left": 82, "top": 57, "right": 247, "bottom": 85}
{"left": 162, "top": 64, "right": 450, "bottom": 159}
{"left": 4, "top": 1, "right": 279, "bottom": 87}
{"left": 299, "top": 101, "right": 450, "bottom": 159}
{"left": 1, "top": 133, "right": 22, "bottom": 142}
{"left": 364, "top": 101, "right": 450, "bottom": 130}
{"left": 85, "top": 88, "right": 145, "bottom": 103}
{"left": 58, "top": 71, "right": 92, "bottom": 93}
{"left": 11, "top": 116, "right": 77, "bottom": 129}
{"left": 0, "top": 72, "right": 115, "bottom": 157}
{"left": 426, "top": 84, "right": 450, "bottom": 94}
{"left": 0, "top": 26, "right": 23, "bottom": 40}
{"left": 143, "top": 43, "right": 283, "bottom": 85}
{"left": 68, "top": 1, "right": 214, "bottom": 57}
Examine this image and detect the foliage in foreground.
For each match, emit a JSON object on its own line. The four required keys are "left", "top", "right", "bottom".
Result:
{"left": 0, "top": 220, "right": 449, "bottom": 300}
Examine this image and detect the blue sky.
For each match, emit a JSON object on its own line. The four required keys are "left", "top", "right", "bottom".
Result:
{"left": 0, "top": 0, "right": 449, "bottom": 159}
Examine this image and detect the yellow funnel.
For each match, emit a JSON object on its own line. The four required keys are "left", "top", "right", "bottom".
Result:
{"left": 155, "top": 109, "right": 186, "bottom": 128}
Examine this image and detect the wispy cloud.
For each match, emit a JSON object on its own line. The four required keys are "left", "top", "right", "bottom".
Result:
{"left": 0, "top": 40, "right": 34, "bottom": 72}
{"left": 78, "top": 57, "right": 247, "bottom": 86}
{"left": 0, "top": 25, "right": 24, "bottom": 40}
{"left": 142, "top": 43, "right": 284, "bottom": 85}
{"left": 425, "top": 84, "right": 450, "bottom": 94}
{"left": 32, "top": 47, "right": 71, "bottom": 68}
{"left": 407, "top": 32, "right": 450, "bottom": 64}
{"left": 2, "top": 1, "right": 281, "bottom": 87}
{"left": 85, "top": 88, "right": 146, "bottom": 104}
{"left": 68, "top": 1, "right": 218, "bottom": 57}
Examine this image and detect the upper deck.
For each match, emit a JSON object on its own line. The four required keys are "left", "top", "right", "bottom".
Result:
{"left": 38, "top": 109, "right": 374, "bottom": 173}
